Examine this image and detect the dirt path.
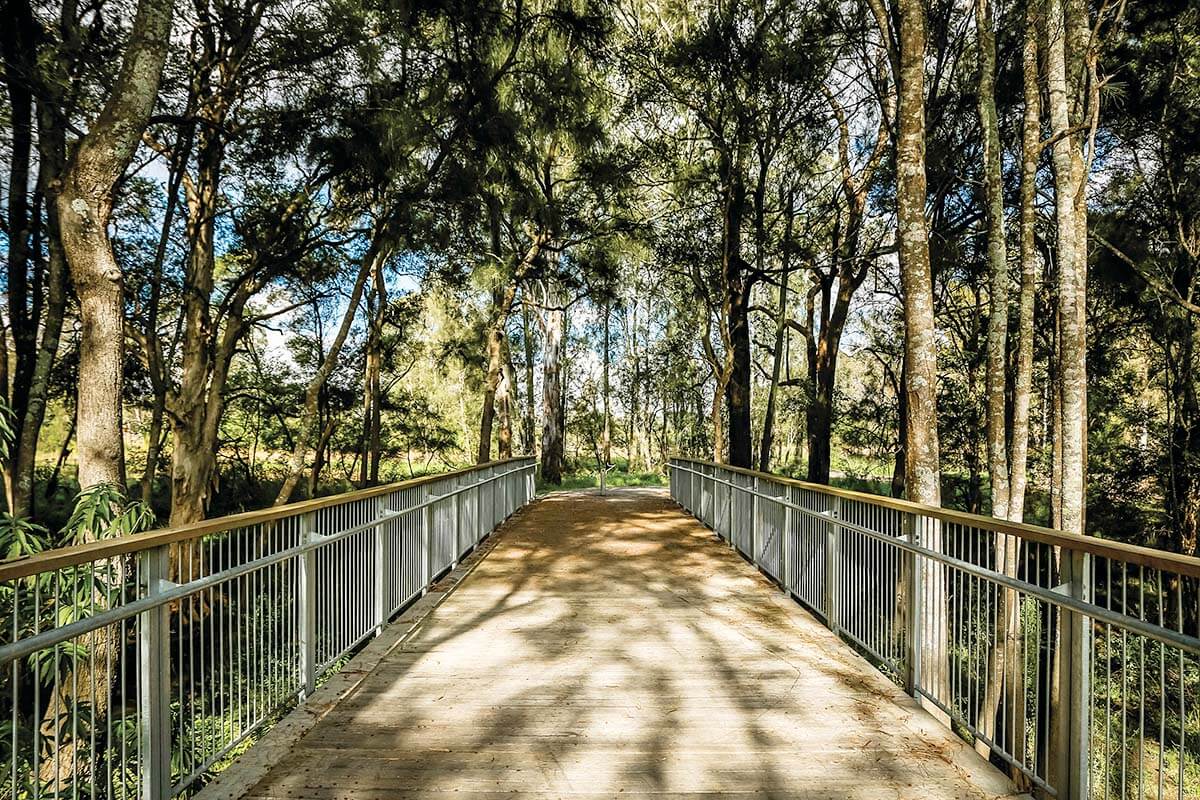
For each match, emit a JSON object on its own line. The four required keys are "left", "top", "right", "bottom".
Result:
{"left": 234, "top": 488, "right": 1026, "bottom": 799}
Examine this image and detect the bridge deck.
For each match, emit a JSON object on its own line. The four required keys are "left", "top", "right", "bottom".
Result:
{"left": 224, "top": 488, "right": 1025, "bottom": 799}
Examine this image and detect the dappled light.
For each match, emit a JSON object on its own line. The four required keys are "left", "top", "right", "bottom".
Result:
{"left": 236, "top": 490, "right": 1021, "bottom": 799}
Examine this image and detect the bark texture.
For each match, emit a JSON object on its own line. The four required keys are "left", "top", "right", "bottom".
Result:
{"left": 894, "top": 0, "right": 949, "bottom": 722}
{"left": 56, "top": 0, "right": 173, "bottom": 492}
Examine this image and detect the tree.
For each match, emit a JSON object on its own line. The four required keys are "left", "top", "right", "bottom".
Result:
{"left": 56, "top": 0, "right": 173, "bottom": 493}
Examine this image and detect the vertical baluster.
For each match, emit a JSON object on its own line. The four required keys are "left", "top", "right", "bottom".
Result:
{"left": 138, "top": 545, "right": 171, "bottom": 800}
{"left": 298, "top": 512, "right": 317, "bottom": 698}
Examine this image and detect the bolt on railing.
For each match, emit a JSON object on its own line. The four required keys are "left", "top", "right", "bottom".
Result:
{"left": 669, "top": 457, "right": 1200, "bottom": 800}
{"left": 0, "top": 457, "right": 537, "bottom": 800}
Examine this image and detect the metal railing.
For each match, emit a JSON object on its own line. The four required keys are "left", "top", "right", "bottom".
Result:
{"left": 669, "top": 457, "right": 1200, "bottom": 800}
{"left": 0, "top": 456, "right": 536, "bottom": 800}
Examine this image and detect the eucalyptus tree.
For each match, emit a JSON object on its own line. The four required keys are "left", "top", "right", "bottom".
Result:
{"left": 1041, "top": 0, "right": 1123, "bottom": 535}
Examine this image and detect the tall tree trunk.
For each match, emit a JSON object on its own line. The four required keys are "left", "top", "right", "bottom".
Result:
{"left": 979, "top": 0, "right": 1010, "bottom": 522}
{"left": 1010, "top": 0, "right": 1041, "bottom": 527}
{"left": 497, "top": 343, "right": 514, "bottom": 460}
{"left": 521, "top": 301, "right": 536, "bottom": 455}
{"left": 1045, "top": 0, "right": 1094, "bottom": 789}
{"left": 628, "top": 297, "right": 640, "bottom": 469}
{"left": 2, "top": 0, "right": 39, "bottom": 511}
{"left": 139, "top": 127, "right": 187, "bottom": 504}
{"left": 892, "top": 356, "right": 908, "bottom": 498}
{"left": 895, "top": 0, "right": 948, "bottom": 721}
{"left": 307, "top": 413, "right": 335, "bottom": 497}
{"left": 539, "top": 273, "right": 566, "bottom": 484}
{"left": 365, "top": 247, "right": 387, "bottom": 484}
{"left": 169, "top": 128, "right": 224, "bottom": 525}
{"left": 1046, "top": 0, "right": 1089, "bottom": 538}
{"left": 57, "top": 0, "right": 172, "bottom": 492}
{"left": 975, "top": 0, "right": 1039, "bottom": 772}
{"left": 1, "top": 0, "right": 43, "bottom": 513}
{"left": 719, "top": 144, "right": 753, "bottom": 468}
{"left": 479, "top": 222, "right": 541, "bottom": 463}
{"left": 602, "top": 299, "right": 611, "bottom": 466}
{"left": 478, "top": 316, "right": 504, "bottom": 463}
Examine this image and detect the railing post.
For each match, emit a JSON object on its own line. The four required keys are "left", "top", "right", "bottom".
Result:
{"left": 824, "top": 496, "right": 841, "bottom": 634}
{"left": 726, "top": 470, "right": 733, "bottom": 544}
{"left": 782, "top": 495, "right": 792, "bottom": 595}
{"left": 491, "top": 466, "right": 499, "bottom": 528}
{"left": 298, "top": 512, "right": 317, "bottom": 698}
{"left": 422, "top": 489, "right": 434, "bottom": 594}
{"left": 1051, "top": 546, "right": 1092, "bottom": 800}
{"left": 751, "top": 476, "right": 759, "bottom": 564}
{"left": 373, "top": 498, "right": 386, "bottom": 635}
{"left": 690, "top": 464, "right": 696, "bottom": 513}
{"left": 453, "top": 475, "right": 462, "bottom": 566}
{"left": 138, "top": 544, "right": 171, "bottom": 800}
{"left": 902, "top": 512, "right": 921, "bottom": 696}
{"left": 475, "top": 471, "right": 484, "bottom": 544}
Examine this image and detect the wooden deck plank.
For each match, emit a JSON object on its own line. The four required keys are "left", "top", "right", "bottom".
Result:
{"left": 221, "top": 488, "right": 1029, "bottom": 800}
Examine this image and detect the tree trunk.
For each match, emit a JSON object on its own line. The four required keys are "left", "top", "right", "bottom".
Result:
{"left": 522, "top": 301, "right": 537, "bottom": 455}
{"left": 1010, "top": 0, "right": 1041, "bottom": 527}
{"left": 57, "top": 0, "right": 172, "bottom": 493}
{"left": 895, "top": 0, "right": 948, "bottom": 721}
{"left": 497, "top": 343, "right": 514, "bottom": 460}
{"left": 478, "top": 317, "right": 504, "bottom": 463}
{"left": 722, "top": 145, "right": 753, "bottom": 469}
{"left": 169, "top": 128, "right": 224, "bottom": 525}
{"left": 975, "top": 0, "right": 1039, "bottom": 772}
{"left": 2, "top": 0, "right": 39, "bottom": 511}
{"left": 602, "top": 299, "right": 611, "bottom": 466}
{"left": 480, "top": 224, "right": 542, "bottom": 463}
{"left": 979, "top": 0, "right": 1010, "bottom": 522}
{"left": 307, "top": 414, "right": 336, "bottom": 496}
{"left": 1045, "top": 0, "right": 1089, "bottom": 538}
{"left": 539, "top": 275, "right": 566, "bottom": 484}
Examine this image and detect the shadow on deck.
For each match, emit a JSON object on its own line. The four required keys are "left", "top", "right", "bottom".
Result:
{"left": 199, "top": 488, "right": 1028, "bottom": 799}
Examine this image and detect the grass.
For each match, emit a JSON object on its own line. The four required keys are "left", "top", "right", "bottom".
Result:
{"left": 536, "top": 463, "right": 665, "bottom": 495}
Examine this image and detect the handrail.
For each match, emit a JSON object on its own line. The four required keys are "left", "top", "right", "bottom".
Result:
{"left": 0, "top": 461, "right": 536, "bottom": 667}
{"left": 669, "top": 456, "right": 1200, "bottom": 800}
{"left": 1, "top": 457, "right": 538, "bottom": 800}
{"left": 0, "top": 456, "right": 532, "bottom": 581}
{"left": 674, "top": 461, "right": 1200, "bottom": 654}
{"left": 673, "top": 455, "right": 1200, "bottom": 579}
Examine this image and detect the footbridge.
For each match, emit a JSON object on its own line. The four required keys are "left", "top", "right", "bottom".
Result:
{"left": 3, "top": 457, "right": 1198, "bottom": 799}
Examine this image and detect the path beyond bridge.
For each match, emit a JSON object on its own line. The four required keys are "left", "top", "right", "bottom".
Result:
{"left": 204, "top": 488, "right": 1026, "bottom": 800}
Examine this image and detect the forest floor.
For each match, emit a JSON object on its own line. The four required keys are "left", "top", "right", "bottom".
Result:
{"left": 216, "top": 488, "right": 1028, "bottom": 799}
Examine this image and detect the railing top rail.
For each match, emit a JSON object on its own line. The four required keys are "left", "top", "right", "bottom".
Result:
{"left": 671, "top": 455, "right": 1200, "bottom": 579}
{"left": 0, "top": 456, "right": 535, "bottom": 582}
